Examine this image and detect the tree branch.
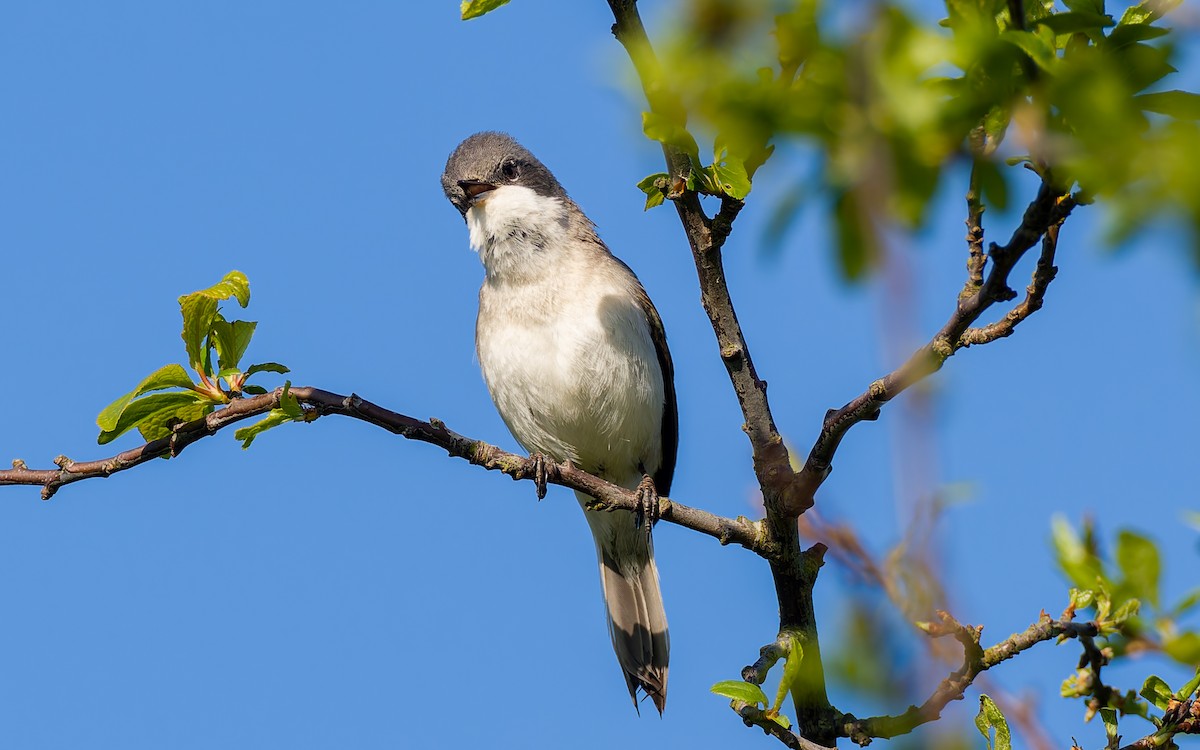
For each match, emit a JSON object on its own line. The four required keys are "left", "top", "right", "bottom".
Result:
{"left": 606, "top": 0, "right": 806, "bottom": 523}
{"left": 1116, "top": 698, "right": 1200, "bottom": 750}
{"left": 839, "top": 611, "right": 1100, "bottom": 745}
{"left": 793, "top": 181, "right": 1077, "bottom": 513}
{"left": 0, "top": 386, "right": 762, "bottom": 551}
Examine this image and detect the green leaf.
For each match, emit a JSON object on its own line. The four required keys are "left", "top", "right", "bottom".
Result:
{"left": 637, "top": 172, "right": 669, "bottom": 211}
{"left": 242, "top": 385, "right": 269, "bottom": 395}
{"left": 1141, "top": 675, "right": 1173, "bottom": 711}
{"left": 98, "top": 392, "right": 204, "bottom": 445}
{"left": 1034, "top": 11, "right": 1114, "bottom": 35}
{"left": 1100, "top": 707, "right": 1119, "bottom": 744}
{"left": 1110, "top": 597, "right": 1140, "bottom": 626}
{"left": 713, "top": 155, "right": 752, "bottom": 200}
{"left": 1063, "top": 0, "right": 1104, "bottom": 15}
{"left": 974, "top": 694, "right": 1012, "bottom": 750}
{"left": 97, "top": 363, "right": 196, "bottom": 432}
{"left": 245, "top": 362, "right": 290, "bottom": 376}
{"left": 1175, "top": 667, "right": 1200, "bottom": 701}
{"left": 642, "top": 111, "right": 700, "bottom": 162}
{"left": 177, "top": 271, "right": 251, "bottom": 372}
{"left": 1104, "top": 23, "right": 1169, "bottom": 49}
{"left": 1052, "top": 516, "right": 1105, "bottom": 589}
{"left": 1116, "top": 530, "right": 1160, "bottom": 608}
{"left": 210, "top": 318, "right": 257, "bottom": 372}
{"left": 460, "top": 0, "right": 510, "bottom": 21}
{"left": 179, "top": 293, "right": 219, "bottom": 374}
{"left": 1164, "top": 632, "right": 1200, "bottom": 665}
{"left": 1135, "top": 91, "right": 1200, "bottom": 120}
{"left": 278, "top": 381, "right": 303, "bottom": 418}
{"left": 1000, "top": 29, "right": 1059, "bottom": 72}
{"left": 1120, "top": 43, "right": 1178, "bottom": 93}
{"left": 769, "top": 713, "right": 792, "bottom": 730}
{"left": 773, "top": 639, "right": 804, "bottom": 716}
{"left": 137, "top": 402, "right": 210, "bottom": 442}
{"left": 1171, "top": 587, "right": 1200, "bottom": 616}
{"left": 234, "top": 409, "right": 295, "bottom": 449}
{"left": 1069, "top": 588, "right": 1096, "bottom": 610}
{"left": 1118, "top": 0, "right": 1181, "bottom": 26}
{"left": 710, "top": 680, "right": 769, "bottom": 706}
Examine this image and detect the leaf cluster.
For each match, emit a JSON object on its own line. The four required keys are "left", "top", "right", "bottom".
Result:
{"left": 1053, "top": 517, "right": 1200, "bottom": 734}
{"left": 645, "top": 0, "right": 1199, "bottom": 274}
{"left": 95, "top": 271, "right": 293, "bottom": 448}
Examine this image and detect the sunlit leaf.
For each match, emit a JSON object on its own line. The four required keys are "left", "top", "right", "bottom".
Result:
{"left": 1135, "top": 90, "right": 1200, "bottom": 119}
{"left": 1116, "top": 530, "right": 1160, "bottom": 608}
{"left": 1000, "top": 29, "right": 1059, "bottom": 71}
{"left": 1100, "top": 707, "right": 1119, "bottom": 745}
{"left": 211, "top": 318, "right": 257, "bottom": 372}
{"left": 245, "top": 362, "right": 290, "bottom": 376}
{"left": 97, "top": 363, "right": 197, "bottom": 431}
{"left": 1035, "top": 11, "right": 1113, "bottom": 36}
{"left": 1140, "top": 675, "right": 1173, "bottom": 711}
{"left": 460, "top": 0, "right": 510, "bottom": 21}
{"left": 710, "top": 680, "right": 769, "bottom": 706}
{"left": 234, "top": 409, "right": 295, "bottom": 449}
{"left": 1118, "top": 0, "right": 1181, "bottom": 26}
{"left": 1164, "top": 633, "right": 1200, "bottom": 666}
{"left": 97, "top": 392, "right": 204, "bottom": 445}
{"left": 974, "top": 694, "right": 1012, "bottom": 750}
{"left": 1176, "top": 667, "right": 1200, "bottom": 701}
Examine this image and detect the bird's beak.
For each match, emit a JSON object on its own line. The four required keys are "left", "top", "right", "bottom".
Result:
{"left": 458, "top": 179, "right": 497, "bottom": 204}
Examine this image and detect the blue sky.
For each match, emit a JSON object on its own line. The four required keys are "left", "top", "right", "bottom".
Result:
{"left": 1, "top": 2, "right": 1197, "bottom": 748}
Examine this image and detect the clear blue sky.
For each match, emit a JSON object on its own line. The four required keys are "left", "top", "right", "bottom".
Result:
{"left": 1, "top": 2, "right": 1196, "bottom": 749}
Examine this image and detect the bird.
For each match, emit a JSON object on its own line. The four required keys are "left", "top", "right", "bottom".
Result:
{"left": 441, "top": 131, "right": 677, "bottom": 714}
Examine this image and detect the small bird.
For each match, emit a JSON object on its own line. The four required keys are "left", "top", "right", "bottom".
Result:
{"left": 441, "top": 132, "right": 677, "bottom": 714}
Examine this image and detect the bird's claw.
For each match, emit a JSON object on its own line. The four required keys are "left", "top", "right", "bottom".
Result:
{"left": 530, "top": 453, "right": 549, "bottom": 501}
{"left": 634, "top": 474, "right": 661, "bottom": 538}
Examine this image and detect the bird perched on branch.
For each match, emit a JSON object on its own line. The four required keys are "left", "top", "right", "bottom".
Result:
{"left": 441, "top": 131, "right": 677, "bottom": 714}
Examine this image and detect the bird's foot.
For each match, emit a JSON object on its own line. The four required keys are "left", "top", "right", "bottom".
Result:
{"left": 634, "top": 474, "right": 661, "bottom": 538}
{"left": 529, "top": 453, "right": 549, "bottom": 500}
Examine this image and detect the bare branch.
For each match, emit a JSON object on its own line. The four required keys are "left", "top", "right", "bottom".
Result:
{"left": 839, "top": 612, "right": 1100, "bottom": 745}
{"left": 0, "top": 386, "right": 762, "bottom": 551}
{"left": 606, "top": 0, "right": 807, "bottom": 524}
{"left": 793, "top": 182, "right": 1078, "bottom": 512}
{"left": 965, "top": 163, "right": 987, "bottom": 292}
{"left": 960, "top": 219, "right": 1062, "bottom": 347}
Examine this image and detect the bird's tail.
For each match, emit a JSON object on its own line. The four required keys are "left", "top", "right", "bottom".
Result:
{"left": 579, "top": 492, "right": 669, "bottom": 714}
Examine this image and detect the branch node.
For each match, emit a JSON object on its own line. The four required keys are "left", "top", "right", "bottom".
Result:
{"left": 12, "top": 458, "right": 26, "bottom": 470}
{"left": 52, "top": 455, "right": 74, "bottom": 470}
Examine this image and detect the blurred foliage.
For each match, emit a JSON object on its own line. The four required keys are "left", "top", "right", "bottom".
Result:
{"left": 95, "top": 271, "right": 294, "bottom": 449}
{"left": 648, "top": 0, "right": 1200, "bottom": 276}
{"left": 1052, "top": 517, "right": 1200, "bottom": 738}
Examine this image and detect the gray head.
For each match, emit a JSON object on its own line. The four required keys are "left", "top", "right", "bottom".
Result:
{"left": 441, "top": 132, "right": 567, "bottom": 218}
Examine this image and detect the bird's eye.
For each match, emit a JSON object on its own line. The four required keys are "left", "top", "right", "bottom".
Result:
{"left": 500, "top": 160, "right": 520, "bottom": 181}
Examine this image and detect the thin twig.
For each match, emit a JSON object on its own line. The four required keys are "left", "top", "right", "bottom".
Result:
{"left": 839, "top": 612, "right": 1099, "bottom": 745}
{"left": 735, "top": 703, "right": 838, "bottom": 750}
{"left": 792, "top": 183, "right": 1077, "bottom": 513}
{"left": 0, "top": 386, "right": 762, "bottom": 551}
{"left": 960, "top": 219, "right": 1062, "bottom": 347}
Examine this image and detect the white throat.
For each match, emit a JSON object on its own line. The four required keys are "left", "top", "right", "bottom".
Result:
{"left": 466, "top": 184, "right": 570, "bottom": 281}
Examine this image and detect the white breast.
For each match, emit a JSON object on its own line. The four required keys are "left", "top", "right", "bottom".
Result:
{"left": 469, "top": 187, "right": 664, "bottom": 484}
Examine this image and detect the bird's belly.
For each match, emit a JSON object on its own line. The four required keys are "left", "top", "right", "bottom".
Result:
{"left": 477, "top": 305, "right": 662, "bottom": 482}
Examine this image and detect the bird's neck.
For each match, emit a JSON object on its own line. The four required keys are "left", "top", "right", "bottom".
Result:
{"left": 467, "top": 185, "right": 571, "bottom": 283}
